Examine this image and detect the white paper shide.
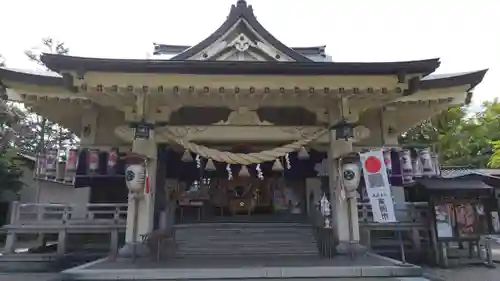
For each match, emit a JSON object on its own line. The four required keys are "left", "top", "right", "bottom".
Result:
{"left": 359, "top": 150, "right": 396, "bottom": 223}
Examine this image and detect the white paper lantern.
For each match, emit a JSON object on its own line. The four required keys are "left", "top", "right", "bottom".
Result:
{"left": 341, "top": 163, "right": 361, "bottom": 192}
{"left": 420, "top": 148, "right": 435, "bottom": 176}
{"left": 125, "top": 164, "right": 146, "bottom": 193}
{"left": 401, "top": 149, "right": 413, "bottom": 181}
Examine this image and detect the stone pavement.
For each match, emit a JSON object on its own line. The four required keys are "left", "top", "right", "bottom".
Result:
{"left": 422, "top": 237, "right": 500, "bottom": 281}
{"left": 0, "top": 273, "right": 60, "bottom": 281}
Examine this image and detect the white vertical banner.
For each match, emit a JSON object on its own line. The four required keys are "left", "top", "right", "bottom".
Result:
{"left": 359, "top": 150, "right": 396, "bottom": 223}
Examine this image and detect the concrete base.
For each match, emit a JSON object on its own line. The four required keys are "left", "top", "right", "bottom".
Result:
{"left": 117, "top": 242, "right": 150, "bottom": 258}
{"left": 336, "top": 241, "right": 369, "bottom": 258}
{"left": 61, "top": 253, "right": 425, "bottom": 280}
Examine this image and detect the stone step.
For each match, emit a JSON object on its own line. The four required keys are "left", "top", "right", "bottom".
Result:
{"left": 174, "top": 223, "right": 318, "bottom": 257}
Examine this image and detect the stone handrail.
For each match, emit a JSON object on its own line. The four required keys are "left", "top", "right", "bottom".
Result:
{"left": 8, "top": 202, "right": 128, "bottom": 226}
{"left": 357, "top": 202, "right": 429, "bottom": 224}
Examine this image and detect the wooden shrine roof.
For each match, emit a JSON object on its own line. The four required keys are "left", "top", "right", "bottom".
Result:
{"left": 167, "top": 0, "right": 311, "bottom": 62}
{"left": 38, "top": 54, "right": 440, "bottom": 76}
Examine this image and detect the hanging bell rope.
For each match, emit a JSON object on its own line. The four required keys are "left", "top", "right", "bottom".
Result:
{"left": 164, "top": 128, "right": 328, "bottom": 165}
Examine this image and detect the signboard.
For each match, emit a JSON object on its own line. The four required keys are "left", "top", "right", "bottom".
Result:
{"left": 434, "top": 202, "right": 454, "bottom": 238}
{"left": 360, "top": 150, "right": 396, "bottom": 223}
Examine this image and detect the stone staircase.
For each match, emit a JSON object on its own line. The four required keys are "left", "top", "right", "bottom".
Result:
{"left": 174, "top": 222, "right": 319, "bottom": 257}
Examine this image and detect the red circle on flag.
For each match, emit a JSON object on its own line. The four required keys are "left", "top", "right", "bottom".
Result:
{"left": 364, "top": 156, "right": 382, "bottom": 173}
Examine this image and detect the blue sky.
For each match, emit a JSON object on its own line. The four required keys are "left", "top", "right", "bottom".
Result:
{"left": 0, "top": 0, "right": 498, "bottom": 104}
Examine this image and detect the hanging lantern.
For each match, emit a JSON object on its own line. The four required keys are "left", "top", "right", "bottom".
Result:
{"left": 432, "top": 153, "right": 441, "bottom": 176}
{"left": 297, "top": 146, "right": 309, "bottom": 160}
{"left": 341, "top": 162, "right": 361, "bottom": 192}
{"left": 107, "top": 148, "right": 118, "bottom": 174}
{"left": 272, "top": 158, "right": 284, "bottom": 171}
{"left": 45, "top": 148, "right": 58, "bottom": 179}
{"left": 331, "top": 119, "right": 355, "bottom": 141}
{"left": 36, "top": 153, "right": 47, "bottom": 178}
{"left": 181, "top": 149, "right": 193, "bottom": 162}
{"left": 65, "top": 148, "right": 78, "bottom": 183}
{"left": 412, "top": 157, "right": 423, "bottom": 178}
{"left": 125, "top": 164, "right": 146, "bottom": 193}
{"left": 383, "top": 150, "right": 392, "bottom": 172}
{"left": 401, "top": 149, "right": 413, "bottom": 181}
{"left": 320, "top": 193, "right": 331, "bottom": 217}
{"left": 420, "top": 148, "right": 434, "bottom": 176}
{"left": 239, "top": 165, "right": 250, "bottom": 177}
{"left": 88, "top": 149, "right": 100, "bottom": 174}
{"left": 205, "top": 158, "right": 216, "bottom": 171}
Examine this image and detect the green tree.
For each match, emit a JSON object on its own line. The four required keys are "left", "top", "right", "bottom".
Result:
{"left": 21, "top": 38, "right": 78, "bottom": 157}
{"left": 490, "top": 140, "right": 500, "bottom": 168}
{"left": 0, "top": 149, "right": 23, "bottom": 199}
{"left": 401, "top": 100, "right": 500, "bottom": 168}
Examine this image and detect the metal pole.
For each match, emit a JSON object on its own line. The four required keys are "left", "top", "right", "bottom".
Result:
{"left": 132, "top": 194, "right": 139, "bottom": 263}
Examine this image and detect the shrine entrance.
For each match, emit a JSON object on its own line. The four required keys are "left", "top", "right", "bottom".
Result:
{"left": 172, "top": 176, "right": 309, "bottom": 224}
{"left": 162, "top": 145, "right": 321, "bottom": 224}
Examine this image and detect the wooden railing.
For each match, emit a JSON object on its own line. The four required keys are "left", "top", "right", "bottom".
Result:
{"left": 8, "top": 202, "right": 128, "bottom": 226}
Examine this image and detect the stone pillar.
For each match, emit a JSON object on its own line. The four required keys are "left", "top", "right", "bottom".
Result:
{"left": 119, "top": 132, "right": 158, "bottom": 258}
{"left": 327, "top": 107, "right": 361, "bottom": 254}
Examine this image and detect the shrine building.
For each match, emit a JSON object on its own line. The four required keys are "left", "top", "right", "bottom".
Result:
{"left": 0, "top": 0, "right": 488, "bottom": 273}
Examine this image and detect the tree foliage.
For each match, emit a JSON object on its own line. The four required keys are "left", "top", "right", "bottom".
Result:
{"left": 400, "top": 99, "right": 500, "bottom": 168}
{"left": 0, "top": 149, "right": 23, "bottom": 198}
{"left": 0, "top": 54, "right": 5, "bottom": 67}
{"left": 21, "top": 37, "right": 78, "bottom": 157}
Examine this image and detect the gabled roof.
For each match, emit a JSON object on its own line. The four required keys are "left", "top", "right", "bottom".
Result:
{"left": 169, "top": 0, "right": 313, "bottom": 62}
{"left": 153, "top": 43, "right": 327, "bottom": 58}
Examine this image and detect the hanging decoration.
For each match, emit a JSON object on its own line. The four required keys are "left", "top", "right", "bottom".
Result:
{"left": 205, "top": 158, "right": 216, "bottom": 171}
{"left": 271, "top": 158, "right": 284, "bottom": 172}
{"left": 239, "top": 165, "right": 250, "bottom": 177}
{"left": 164, "top": 128, "right": 329, "bottom": 165}
{"left": 226, "top": 164, "right": 233, "bottom": 180}
{"left": 320, "top": 193, "right": 332, "bottom": 229}
{"left": 195, "top": 155, "right": 201, "bottom": 169}
{"left": 284, "top": 153, "right": 291, "bottom": 170}
{"left": 297, "top": 146, "right": 309, "bottom": 160}
{"left": 256, "top": 164, "right": 264, "bottom": 180}
{"left": 88, "top": 149, "right": 100, "bottom": 174}
{"left": 181, "top": 149, "right": 193, "bottom": 162}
